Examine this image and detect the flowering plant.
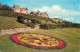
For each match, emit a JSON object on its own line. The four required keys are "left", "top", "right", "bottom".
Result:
{"left": 10, "top": 33, "right": 67, "bottom": 49}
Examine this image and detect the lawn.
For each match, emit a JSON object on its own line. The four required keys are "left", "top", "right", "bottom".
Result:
{"left": 0, "top": 16, "right": 27, "bottom": 30}
{"left": 0, "top": 28, "right": 80, "bottom": 52}
{"left": 0, "top": 16, "right": 55, "bottom": 30}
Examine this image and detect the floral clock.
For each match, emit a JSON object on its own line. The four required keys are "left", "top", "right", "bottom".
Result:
{"left": 10, "top": 33, "right": 67, "bottom": 49}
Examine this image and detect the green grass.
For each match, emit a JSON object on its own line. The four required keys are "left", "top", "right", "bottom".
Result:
{"left": 0, "top": 10, "right": 54, "bottom": 23}
{"left": 0, "top": 28, "right": 80, "bottom": 52}
{"left": 40, "top": 20, "right": 56, "bottom": 24}
{"left": 0, "top": 16, "right": 28, "bottom": 30}
{"left": 0, "top": 16, "right": 56, "bottom": 30}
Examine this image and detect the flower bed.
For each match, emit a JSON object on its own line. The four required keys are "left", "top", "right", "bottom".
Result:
{"left": 10, "top": 33, "right": 67, "bottom": 49}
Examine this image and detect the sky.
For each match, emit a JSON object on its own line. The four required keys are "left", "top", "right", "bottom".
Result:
{"left": 0, "top": 0, "right": 80, "bottom": 23}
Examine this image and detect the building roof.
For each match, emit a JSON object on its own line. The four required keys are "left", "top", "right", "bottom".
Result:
{"left": 13, "top": 5, "right": 20, "bottom": 8}
{"left": 20, "top": 8, "right": 28, "bottom": 13}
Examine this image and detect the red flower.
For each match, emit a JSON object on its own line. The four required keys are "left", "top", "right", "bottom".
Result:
{"left": 10, "top": 33, "right": 67, "bottom": 49}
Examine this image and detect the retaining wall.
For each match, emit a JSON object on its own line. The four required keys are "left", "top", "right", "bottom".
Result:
{"left": 0, "top": 26, "right": 39, "bottom": 36}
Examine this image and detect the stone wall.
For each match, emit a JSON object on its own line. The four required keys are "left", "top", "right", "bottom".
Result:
{"left": 0, "top": 26, "right": 39, "bottom": 36}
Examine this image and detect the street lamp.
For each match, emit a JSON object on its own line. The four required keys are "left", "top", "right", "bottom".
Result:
{"left": 69, "top": 14, "right": 72, "bottom": 27}
{"left": 69, "top": 14, "right": 72, "bottom": 22}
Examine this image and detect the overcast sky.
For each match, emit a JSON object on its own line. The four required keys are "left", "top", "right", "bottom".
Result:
{"left": 0, "top": 0, "right": 80, "bottom": 23}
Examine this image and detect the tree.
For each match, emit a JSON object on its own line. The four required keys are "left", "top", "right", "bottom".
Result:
{"left": 1, "top": 4, "right": 13, "bottom": 11}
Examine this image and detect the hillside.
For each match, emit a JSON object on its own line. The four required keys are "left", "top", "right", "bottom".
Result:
{"left": 0, "top": 10, "right": 54, "bottom": 23}
{"left": 0, "top": 15, "right": 57, "bottom": 30}
{"left": 0, "top": 28, "right": 80, "bottom": 52}
{"left": 0, "top": 2, "right": 80, "bottom": 52}
{"left": 0, "top": 16, "right": 28, "bottom": 30}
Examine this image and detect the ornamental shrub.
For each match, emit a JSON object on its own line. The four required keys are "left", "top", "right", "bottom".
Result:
{"left": 62, "top": 22, "right": 71, "bottom": 28}
{"left": 71, "top": 23, "right": 80, "bottom": 28}
{"left": 58, "top": 21, "right": 80, "bottom": 28}
{"left": 37, "top": 20, "right": 41, "bottom": 24}
{"left": 25, "top": 22, "right": 35, "bottom": 28}
{"left": 17, "top": 16, "right": 24, "bottom": 24}
{"left": 31, "top": 19, "right": 37, "bottom": 24}
{"left": 31, "top": 19, "right": 41, "bottom": 24}
{"left": 40, "top": 24, "right": 59, "bottom": 29}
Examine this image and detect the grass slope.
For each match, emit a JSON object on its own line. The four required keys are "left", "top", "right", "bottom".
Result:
{"left": 0, "top": 16, "right": 27, "bottom": 30}
{"left": 0, "top": 10, "right": 54, "bottom": 23}
{"left": 0, "top": 28, "right": 80, "bottom": 52}
{"left": 0, "top": 16, "right": 56, "bottom": 30}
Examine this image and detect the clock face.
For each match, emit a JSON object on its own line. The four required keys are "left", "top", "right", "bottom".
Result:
{"left": 10, "top": 33, "right": 67, "bottom": 49}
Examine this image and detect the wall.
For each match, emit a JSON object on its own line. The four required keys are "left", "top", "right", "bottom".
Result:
{"left": 0, "top": 26, "right": 39, "bottom": 36}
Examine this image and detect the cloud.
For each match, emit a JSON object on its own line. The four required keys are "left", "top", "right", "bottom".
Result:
{"left": 53, "top": 16, "right": 60, "bottom": 18}
{"left": 52, "top": 5, "right": 61, "bottom": 10}
{"left": 34, "top": 5, "right": 80, "bottom": 17}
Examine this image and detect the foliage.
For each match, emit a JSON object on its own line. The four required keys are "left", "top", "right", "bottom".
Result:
{"left": 31, "top": 19, "right": 41, "bottom": 24}
{"left": 0, "top": 3, "right": 79, "bottom": 29}
{"left": 40, "top": 24, "right": 59, "bottom": 29}
{"left": 0, "top": 10, "right": 55, "bottom": 24}
{"left": 25, "top": 22, "right": 35, "bottom": 28}
{"left": 0, "top": 2, "right": 54, "bottom": 24}
{"left": 17, "top": 16, "right": 24, "bottom": 24}
{"left": 59, "top": 21, "right": 80, "bottom": 28}
{"left": 0, "top": 3, "right": 13, "bottom": 11}
{"left": 60, "top": 22, "right": 71, "bottom": 28}
{"left": 71, "top": 23, "right": 80, "bottom": 28}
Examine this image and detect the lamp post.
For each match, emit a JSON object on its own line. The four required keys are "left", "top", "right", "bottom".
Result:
{"left": 69, "top": 14, "right": 72, "bottom": 22}
{"left": 69, "top": 14, "right": 72, "bottom": 27}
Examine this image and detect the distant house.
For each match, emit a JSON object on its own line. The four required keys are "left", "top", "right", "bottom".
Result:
{"left": 13, "top": 5, "right": 20, "bottom": 13}
{"left": 30, "top": 10, "right": 49, "bottom": 18}
{"left": 52, "top": 18, "right": 63, "bottom": 23}
{"left": 20, "top": 8, "right": 28, "bottom": 14}
{"left": 13, "top": 5, "right": 30, "bottom": 14}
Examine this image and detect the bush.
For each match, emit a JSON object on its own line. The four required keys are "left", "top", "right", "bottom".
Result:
{"left": 71, "top": 23, "right": 80, "bottom": 28}
{"left": 58, "top": 21, "right": 80, "bottom": 28}
{"left": 31, "top": 19, "right": 41, "bottom": 24}
{"left": 37, "top": 20, "right": 41, "bottom": 24}
{"left": 31, "top": 19, "right": 37, "bottom": 24}
{"left": 61, "top": 22, "right": 71, "bottom": 28}
{"left": 25, "top": 22, "right": 35, "bottom": 28}
{"left": 1, "top": 4, "right": 13, "bottom": 11}
{"left": 17, "top": 16, "right": 24, "bottom": 24}
{"left": 40, "top": 24, "right": 58, "bottom": 30}
{"left": 0, "top": 10, "right": 54, "bottom": 24}
{"left": 0, "top": 3, "right": 13, "bottom": 11}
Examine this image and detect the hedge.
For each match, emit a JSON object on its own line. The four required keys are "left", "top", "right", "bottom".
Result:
{"left": 40, "top": 24, "right": 59, "bottom": 29}
{"left": 71, "top": 23, "right": 80, "bottom": 28}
